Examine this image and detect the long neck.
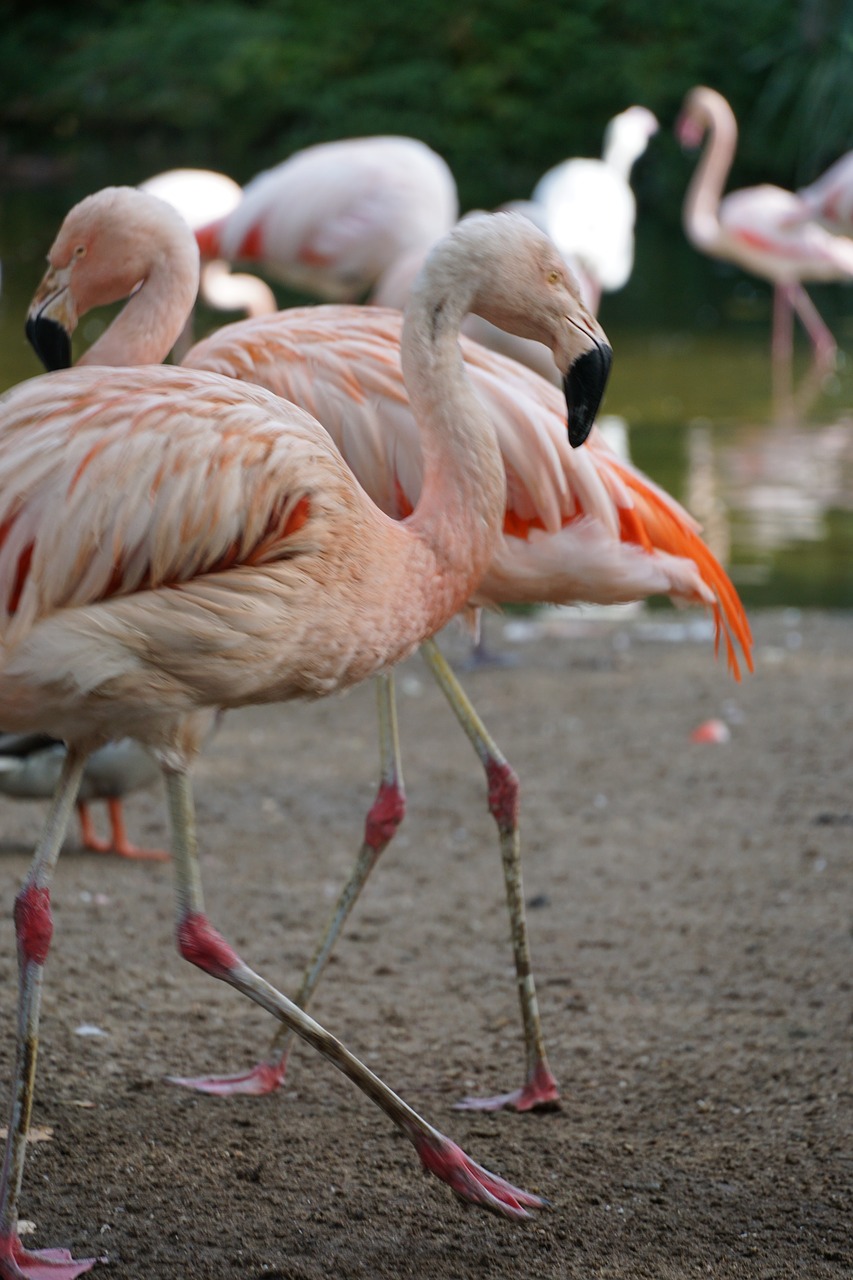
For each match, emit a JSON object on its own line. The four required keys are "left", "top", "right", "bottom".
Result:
{"left": 602, "top": 128, "right": 642, "bottom": 182}
{"left": 683, "top": 94, "right": 737, "bottom": 253}
{"left": 79, "top": 249, "right": 199, "bottom": 367}
{"left": 399, "top": 274, "right": 506, "bottom": 624}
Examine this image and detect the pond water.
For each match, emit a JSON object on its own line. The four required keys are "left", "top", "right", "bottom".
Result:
{"left": 2, "top": 185, "right": 853, "bottom": 610}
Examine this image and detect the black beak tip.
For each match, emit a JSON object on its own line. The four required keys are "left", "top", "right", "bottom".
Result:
{"left": 564, "top": 341, "right": 613, "bottom": 448}
{"left": 26, "top": 314, "right": 72, "bottom": 372}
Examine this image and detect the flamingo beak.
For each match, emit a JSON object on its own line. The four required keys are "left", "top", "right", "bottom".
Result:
{"left": 26, "top": 312, "right": 72, "bottom": 371}
{"left": 564, "top": 339, "right": 612, "bottom": 448}
{"left": 26, "top": 265, "right": 75, "bottom": 371}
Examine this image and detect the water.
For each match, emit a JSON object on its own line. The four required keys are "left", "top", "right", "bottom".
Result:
{"left": 2, "top": 185, "right": 853, "bottom": 609}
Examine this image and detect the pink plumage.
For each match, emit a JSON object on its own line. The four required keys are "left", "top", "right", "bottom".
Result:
{"left": 677, "top": 86, "right": 853, "bottom": 370}
{"left": 2, "top": 204, "right": 607, "bottom": 1274}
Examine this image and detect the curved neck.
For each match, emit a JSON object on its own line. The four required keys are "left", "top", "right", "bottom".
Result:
{"left": 602, "top": 130, "right": 642, "bottom": 182}
{"left": 400, "top": 270, "right": 506, "bottom": 620}
{"left": 79, "top": 247, "right": 199, "bottom": 367}
{"left": 683, "top": 93, "right": 738, "bottom": 253}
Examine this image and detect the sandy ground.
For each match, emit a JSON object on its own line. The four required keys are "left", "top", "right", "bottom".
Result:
{"left": 0, "top": 605, "right": 849, "bottom": 1279}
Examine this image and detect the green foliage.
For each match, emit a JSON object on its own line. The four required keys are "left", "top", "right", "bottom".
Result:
{"left": 0, "top": 0, "right": 850, "bottom": 218}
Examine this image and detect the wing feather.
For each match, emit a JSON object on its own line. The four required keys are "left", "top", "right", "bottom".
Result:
{"left": 185, "top": 305, "right": 752, "bottom": 678}
{"left": 0, "top": 365, "right": 346, "bottom": 648}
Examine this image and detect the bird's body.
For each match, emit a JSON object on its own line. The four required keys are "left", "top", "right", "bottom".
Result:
{"left": 195, "top": 135, "right": 458, "bottom": 302}
{"left": 186, "top": 305, "right": 749, "bottom": 670}
{"left": 1, "top": 203, "right": 607, "bottom": 1275}
{"left": 0, "top": 731, "right": 162, "bottom": 858}
{"left": 530, "top": 105, "right": 659, "bottom": 312}
{"left": 24, "top": 185, "right": 748, "bottom": 1123}
{"left": 798, "top": 149, "right": 853, "bottom": 236}
{"left": 0, "top": 733, "right": 156, "bottom": 805}
{"left": 0, "top": 365, "right": 473, "bottom": 745}
{"left": 677, "top": 87, "right": 853, "bottom": 369}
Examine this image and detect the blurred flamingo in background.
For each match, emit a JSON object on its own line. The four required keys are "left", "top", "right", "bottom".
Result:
{"left": 676, "top": 86, "right": 853, "bottom": 372}
{"left": 529, "top": 105, "right": 660, "bottom": 315}
{"left": 140, "top": 167, "right": 276, "bottom": 354}
{"left": 27, "top": 188, "right": 751, "bottom": 1120}
{"left": 6, "top": 207, "right": 601, "bottom": 1276}
{"left": 194, "top": 135, "right": 459, "bottom": 302}
{"left": 797, "top": 148, "right": 853, "bottom": 236}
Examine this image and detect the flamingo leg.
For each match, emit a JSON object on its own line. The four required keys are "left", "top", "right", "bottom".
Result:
{"left": 788, "top": 282, "right": 837, "bottom": 370}
{"left": 76, "top": 799, "right": 168, "bottom": 862}
{"left": 163, "top": 766, "right": 545, "bottom": 1222}
{"left": 418, "top": 639, "right": 559, "bottom": 1112}
{"left": 771, "top": 283, "right": 795, "bottom": 370}
{"left": 169, "top": 673, "right": 406, "bottom": 1096}
{"left": 0, "top": 750, "right": 104, "bottom": 1280}
{"left": 171, "top": 642, "right": 558, "bottom": 1111}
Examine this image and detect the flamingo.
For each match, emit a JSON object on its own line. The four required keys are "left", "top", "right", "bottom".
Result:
{"left": 0, "top": 732, "right": 165, "bottom": 859}
{"left": 194, "top": 135, "right": 459, "bottom": 302}
{"left": 797, "top": 148, "right": 853, "bottom": 236}
{"left": 27, "top": 188, "right": 749, "bottom": 1119}
{"left": 2, "top": 208, "right": 610, "bottom": 1277}
{"left": 370, "top": 108, "right": 657, "bottom": 389}
{"left": 676, "top": 86, "right": 853, "bottom": 371}
{"left": 530, "top": 105, "right": 660, "bottom": 315}
{"left": 139, "top": 168, "right": 276, "bottom": 355}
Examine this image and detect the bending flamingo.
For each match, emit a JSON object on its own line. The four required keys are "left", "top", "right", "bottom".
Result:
{"left": 27, "top": 188, "right": 748, "bottom": 1118}
{"left": 194, "top": 135, "right": 458, "bottom": 302}
{"left": 3, "top": 208, "right": 609, "bottom": 1278}
{"left": 797, "top": 148, "right": 853, "bottom": 236}
{"left": 27, "top": 189, "right": 752, "bottom": 1119}
{"left": 530, "top": 105, "right": 660, "bottom": 314}
{"left": 676, "top": 86, "right": 853, "bottom": 370}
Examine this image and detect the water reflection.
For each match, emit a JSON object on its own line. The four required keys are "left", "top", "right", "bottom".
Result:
{"left": 1, "top": 185, "right": 852, "bottom": 609}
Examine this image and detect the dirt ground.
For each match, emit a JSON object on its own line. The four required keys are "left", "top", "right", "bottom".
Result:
{"left": 0, "top": 605, "right": 849, "bottom": 1279}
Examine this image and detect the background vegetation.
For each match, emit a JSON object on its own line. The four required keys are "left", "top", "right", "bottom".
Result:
{"left": 1, "top": 0, "right": 850, "bottom": 218}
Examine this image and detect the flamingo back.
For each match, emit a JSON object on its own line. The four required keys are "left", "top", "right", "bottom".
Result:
{"left": 200, "top": 137, "right": 459, "bottom": 301}
{"left": 185, "top": 307, "right": 752, "bottom": 679}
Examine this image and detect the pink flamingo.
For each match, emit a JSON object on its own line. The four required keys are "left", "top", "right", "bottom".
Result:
{"left": 26, "top": 190, "right": 748, "bottom": 1120}
{"left": 530, "top": 105, "right": 660, "bottom": 315}
{"left": 194, "top": 135, "right": 458, "bottom": 302}
{"left": 139, "top": 167, "right": 276, "bottom": 362}
{"left": 676, "top": 86, "right": 853, "bottom": 371}
{"left": 3, "top": 208, "right": 608, "bottom": 1278}
{"left": 797, "top": 149, "right": 853, "bottom": 236}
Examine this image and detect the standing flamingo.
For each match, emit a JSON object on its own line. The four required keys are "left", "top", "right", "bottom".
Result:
{"left": 676, "top": 86, "right": 853, "bottom": 370}
{"left": 27, "top": 188, "right": 749, "bottom": 1119}
{"left": 28, "top": 188, "right": 749, "bottom": 1118}
{"left": 3, "top": 209, "right": 609, "bottom": 1278}
{"left": 530, "top": 105, "right": 660, "bottom": 315}
{"left": 194, "top": 135, "right": 459, "bottom": 302}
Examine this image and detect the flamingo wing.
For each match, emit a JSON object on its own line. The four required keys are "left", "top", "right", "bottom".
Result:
{"left": 185, "top": 307, "right": 752, "bottom": 678}
{"left": 0, "top": 365, "right": 342, "bottom": 646}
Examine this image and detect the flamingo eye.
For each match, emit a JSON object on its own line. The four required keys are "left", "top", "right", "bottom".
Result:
{"left": 547, "top": 269, "right": 560, "bottom": 285}
{"left": 74, "top": 245, "right": 86, "bottom": 259}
